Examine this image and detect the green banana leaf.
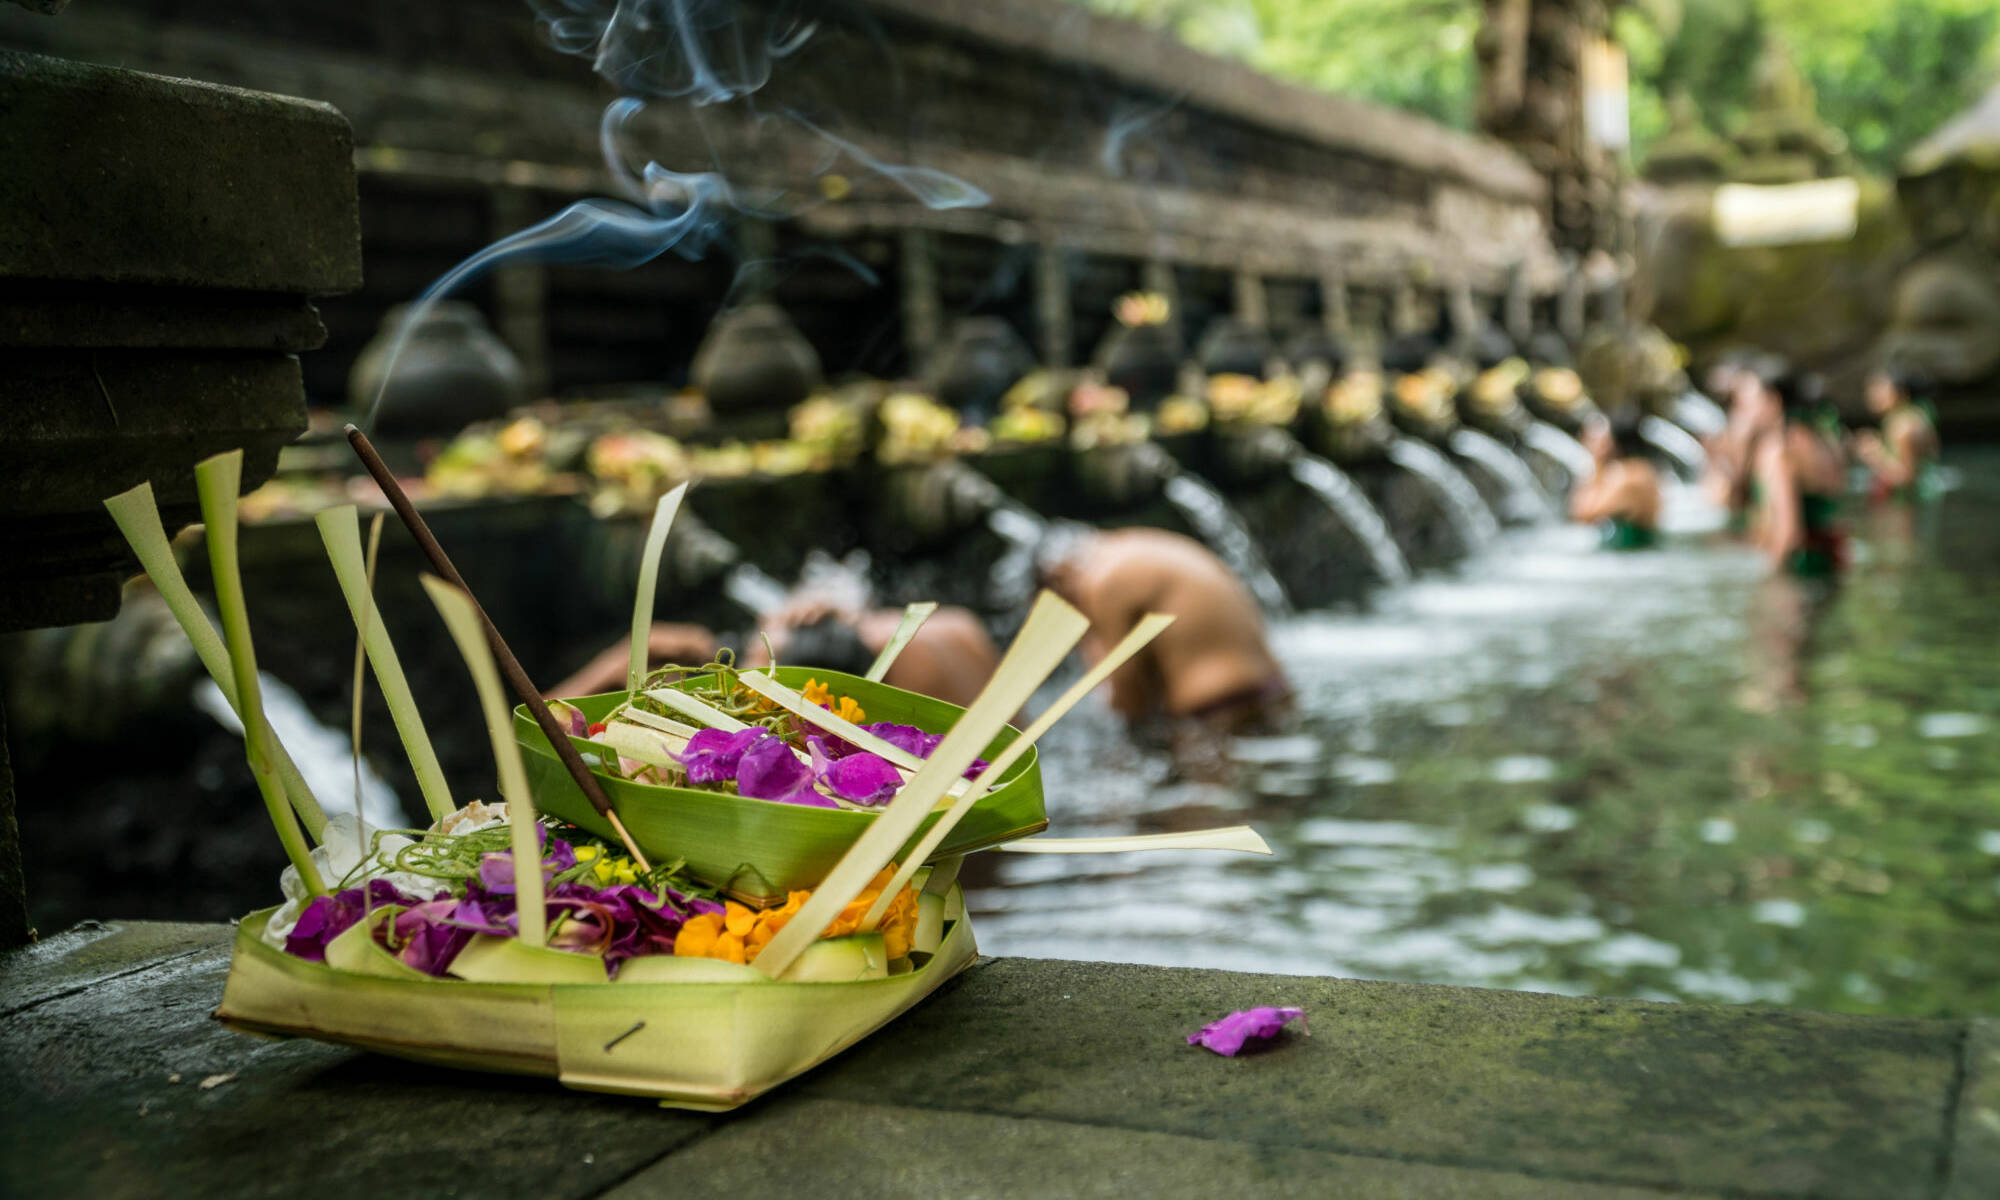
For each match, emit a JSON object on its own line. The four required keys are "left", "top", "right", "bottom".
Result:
{"left": 515, "top": 667, "right": 1046, "bottom": 902}
{"left": 217, "top": 895, "right": 979, "bottom": 1110}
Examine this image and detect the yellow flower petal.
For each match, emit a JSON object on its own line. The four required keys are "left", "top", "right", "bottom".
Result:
{"left": 723, "top": 900, "right": 756, "bottom": 938}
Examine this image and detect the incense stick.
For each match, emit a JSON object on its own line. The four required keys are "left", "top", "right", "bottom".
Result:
{"left": 344, "top": 424, "right": 648, "bottom": 869}
{"left": 860, "top": 613, "right": 1173, "bottom": 929}
{"left": 629, "top": 484, "right": 689, "bottom": 696}
{"left": 864, "top": 602, "right": 937, "bottom": 682}
{"left": 423, "top": 575, "right": 547, "bottom": 948}
{"left": 753, "top": 592, "right": 1089, "bottom": 979}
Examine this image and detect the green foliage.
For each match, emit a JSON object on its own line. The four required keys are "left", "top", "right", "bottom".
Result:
{"left": 1077, "top": 0, "right": 1481, "bottom": 128}
{"left": 1071, "top": 0, "right": 2000, "bottom": 175}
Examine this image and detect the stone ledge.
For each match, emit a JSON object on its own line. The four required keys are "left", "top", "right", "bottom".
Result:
{"left": 0, "top": 50, "right": 362, "bottom": 293}
{"left": 1, "top": 922, "right": 1983, "bottom": 1198}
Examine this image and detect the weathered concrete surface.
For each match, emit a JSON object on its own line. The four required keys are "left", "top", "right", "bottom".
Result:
{"left": 2, "top": 921, "right": 1986, "bottom": 1198}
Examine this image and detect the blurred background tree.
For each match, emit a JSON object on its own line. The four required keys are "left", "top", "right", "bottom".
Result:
{"left": 1077, "top": 0, "right": 2000, "bottom": 174}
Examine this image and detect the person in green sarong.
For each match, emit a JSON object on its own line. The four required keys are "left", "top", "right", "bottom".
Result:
{"left": 1572, "top": 409, "right": 1663, "bottom": 550}
{"left": 1751, "top": 369, "right": 1848, "bottom": 577}
{"left": 1853, "top": 367, "right": 1941, "bottom": 504}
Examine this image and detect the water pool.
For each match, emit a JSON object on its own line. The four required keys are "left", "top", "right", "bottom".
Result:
{"left": 969, "top": 449, "right": 2000, "bottom": 1018}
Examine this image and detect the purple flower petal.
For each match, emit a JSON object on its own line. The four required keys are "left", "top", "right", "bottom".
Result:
{"left": 676, "top": 726, "right": 767, "bottom": 784}
{"left": 283, "top": 880, "right": 422, "bottom": 963}
{"left": 735, "top": 733, "right": 819, "bottom": 803}
{"left": 390, "top": 898, "right": 471, "bottom": 976}
{"left": 1187, "top": 1007, "right": 1306, "bottom": 1056}
{"left": 863, "top": 721, "right": 943, "bottom": 759}
{"left": 861, "top": 721, "right": 988, "bottom": 780}
{"left": 814, "top": 742, "right": 903, "bottom": 806}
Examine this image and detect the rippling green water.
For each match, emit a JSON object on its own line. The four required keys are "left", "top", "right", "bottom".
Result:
{"left": 971, "top": 449, "right": 2000, "bottom": 1018}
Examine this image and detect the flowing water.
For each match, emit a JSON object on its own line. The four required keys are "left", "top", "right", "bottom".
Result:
{"left": 1640, "top": 415, "right": 1709, "bottom": 480}
{"left": 1448, "top": 428, "right": 1557, "bottom": 523}
{"left": 1676, "top": 390, "right": 1729, "bottom": 438}
{"left": 1161, "top": 473, "right": 1293, "bottom": 616}
{"left": 1387, "top": 436, "right": 1502, "bottom": 547}
{"left": 1287, "top": 454, "right": 1412, "bottom": 585}
{"left": 722, "top": 561, "right": 791, "bottom": 616}
{"left": 970, "top": 450, "right": 2000, "bottom": 1019}
{"left": 986, "top": 501, "right": 1047, "bottom": 609}
{"left": 1522, "top": 420, "right": 1597, "bottom": 482}
{"left": 193, "top": 672, "right": 412, "bottom": 831}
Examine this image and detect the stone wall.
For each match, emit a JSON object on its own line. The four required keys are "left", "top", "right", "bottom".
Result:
{"left": 0, "top": 0, "right": 1563, "bottom": 398}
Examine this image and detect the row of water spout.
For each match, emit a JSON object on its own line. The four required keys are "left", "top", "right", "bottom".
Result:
{"left": 685, "top": 406, "right": 1694, "bottom": 628}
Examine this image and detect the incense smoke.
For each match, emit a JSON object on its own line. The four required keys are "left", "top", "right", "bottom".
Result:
{"left": 365, "top": 0, "right": 990, "bottom": 429}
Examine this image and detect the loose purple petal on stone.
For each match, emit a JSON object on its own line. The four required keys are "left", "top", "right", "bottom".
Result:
{"left": 1187, "top": 1006, "right": 1306, "bottom": 1056}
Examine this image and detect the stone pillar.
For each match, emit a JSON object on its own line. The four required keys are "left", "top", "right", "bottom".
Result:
{"left": 899, "top": 228, "right": 943, "bottom": 369}
{"left": 1034, "top": 241, "right": 1072, "bottom": 368}
{"left": 1233, "top": 269, "right": 1268, "bottom": 329}
{"left": 1390, "top": 277, "right": 1422, "bottom": 336}
{"left": 490, "top": 188, "right": 550, "bottom": 397}
{"left": 1504, "top": 264, "right": 1535, "bottom": 345}
{"left": 1320, "top": 265, "right": 1351, "bottom": 337}
{"left": 1447, "top": 278, "right": 1482, "bottom": 353}
{"left": 1350, "top": 289, "right": 1386, "bottom": 366}
{"left": 1558, "top": 258, "right": 1587, "bottom": 341}
{"left": 1475, "top": 0, "right": 1621, "bottom": 258}
{"left": 1141, "top": 258, "right": 1178, "bottom": 310}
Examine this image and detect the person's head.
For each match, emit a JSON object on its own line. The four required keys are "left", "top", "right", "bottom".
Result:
{"left": 1607, "top": 408, "right": 1651, "bottom": 461}
{"left": 1584, "top": 409, "right": 1649, "bottom": 465}
{"left": 772, "top": 615, "right": 875, "bottom": 679}
{"left": 1866, "top": 366, "right": 1926, "bottom": 418}
{"left": 1770, "top": 368, "right": 1825, "bottom": 424}
{"left": 1033, "top": 520, "right": 1097, "bottom": 602}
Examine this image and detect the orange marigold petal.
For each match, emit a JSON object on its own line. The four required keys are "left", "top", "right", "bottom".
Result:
{"left": 723, "top": 900, "right": 756, "bottom": 938}
{"left": 673, "top": 912, "right": 722, "bottom": 958}
{"left": 714, "top": 932, "right": 748, "bottom": 964}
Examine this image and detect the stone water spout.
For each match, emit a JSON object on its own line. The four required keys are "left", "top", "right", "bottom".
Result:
{"left": 923, "top": 318, "right": 1036, "bottom": 428}
{"left": 351, "top": 301, "right": 527, "bottom": 438}
{"left": 1448, "top": 426, "right": 1557, "bottom": 522}
{"left": 1285, "top": 449, "right": 1412, "bottom": 585}
{"left": 1674, "top": 390, "right": 1728, "bottom": 438}
{"left": 1638, "top": 416, "right": 1708, "bottom": 480}
{"left": 1520, "top": 420, "right": 1597, "bottom": 484}
{"left": 1103, "top": 441, "right": 1291, "bottom": 616}
{"left": 1386, "top": 435, "right": 1502, "bottom": 549}
{"left": 691, "top": 303, "right": 822, "bottom": 428}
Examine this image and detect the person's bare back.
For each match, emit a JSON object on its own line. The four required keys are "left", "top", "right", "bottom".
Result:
{"left": 1048, "top": 528, "right": 1285, "bottom": 720}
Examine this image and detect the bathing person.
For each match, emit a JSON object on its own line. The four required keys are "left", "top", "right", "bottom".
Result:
{"left": 548, "top": 623, "right": 722, "bottom": 698}
{"left": 751, "top": 601, "right": 1001, "bottom": 708}
{"left": 1571, "top": 409, "right": 1663, "bottom": 549}
{"left": 1852, "top": 367, "right": 1940, "bottom": 502}
{"left": 1701, "top": 354, "right": 1778, "bottom": 523}
{"left": 1036, "top": 525, "right": 1288, "bottom": 728}
{"left": 1751, "top": 369, "right": 1848, "bottom": 576}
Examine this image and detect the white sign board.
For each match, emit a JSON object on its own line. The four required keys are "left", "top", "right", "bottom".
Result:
{"left": 1712, "top": 178, "right": 1861, "bottom": 247}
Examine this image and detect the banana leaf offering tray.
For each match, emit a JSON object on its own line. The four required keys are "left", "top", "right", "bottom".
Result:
{"left": 101, "top": 441, "right": 1268, "bottom": 1109}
